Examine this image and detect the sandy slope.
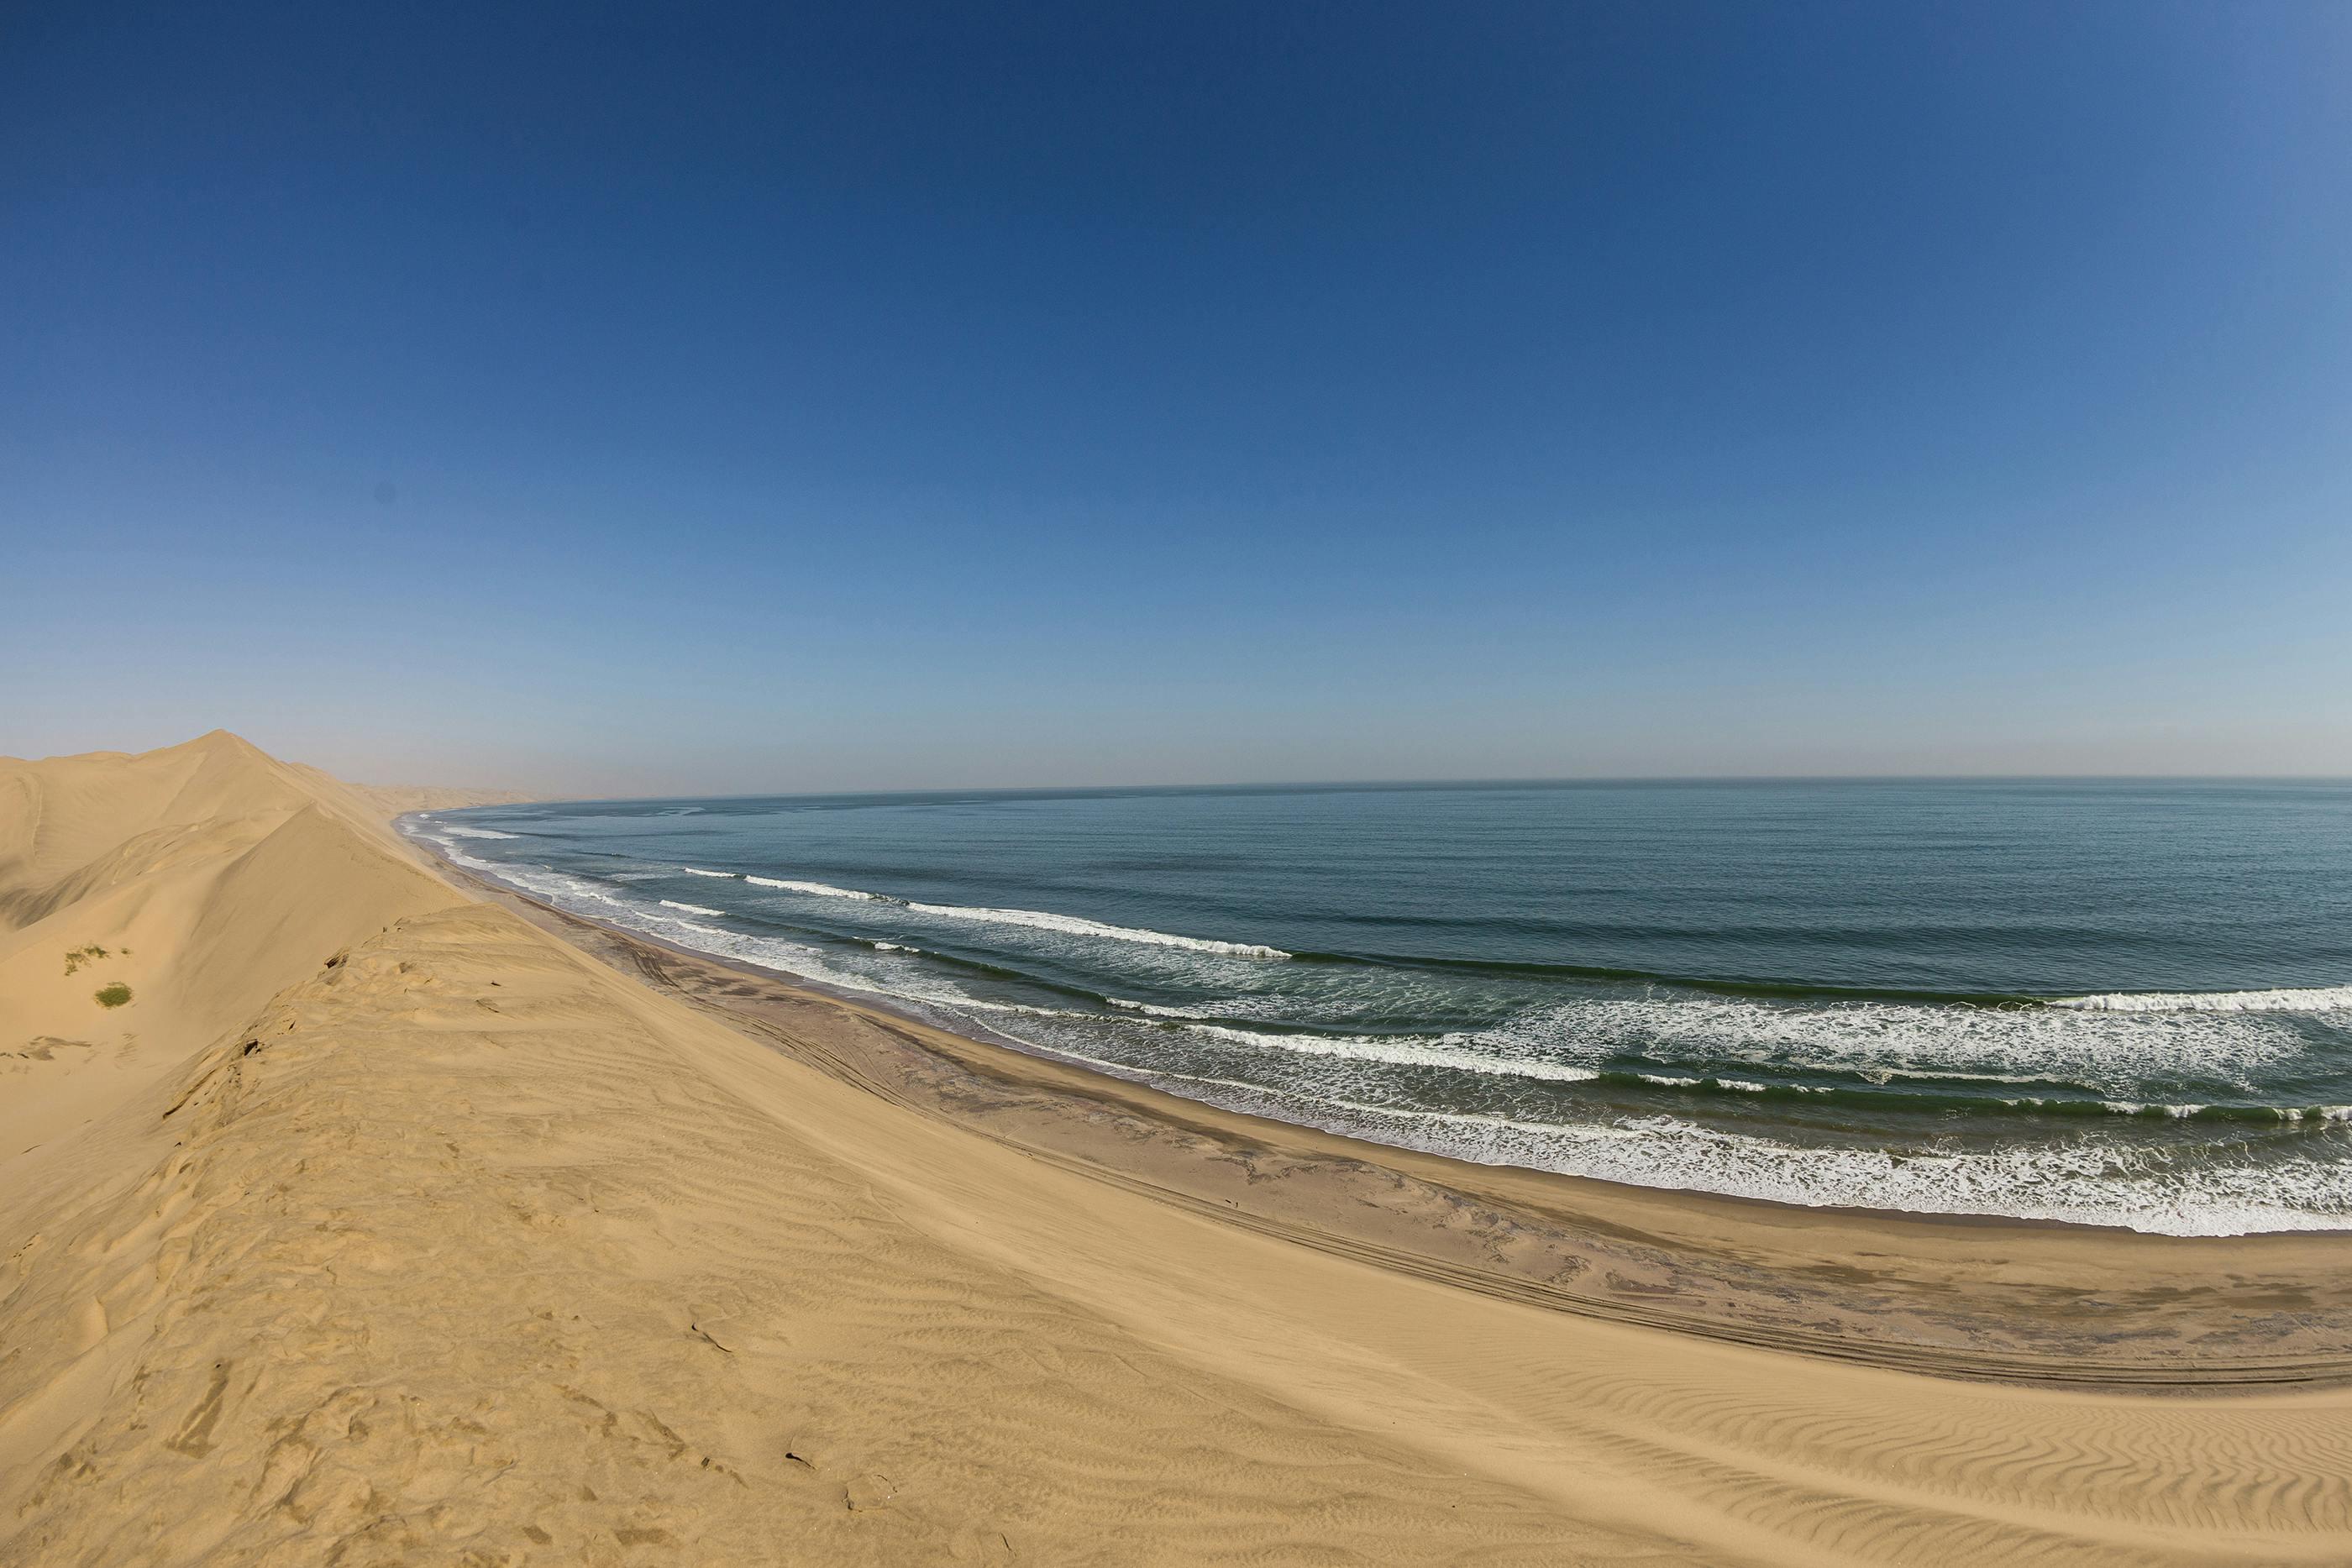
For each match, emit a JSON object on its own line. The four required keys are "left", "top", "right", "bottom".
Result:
{"left": 3, "top": 734, "right": 2349, "bottom": 1565}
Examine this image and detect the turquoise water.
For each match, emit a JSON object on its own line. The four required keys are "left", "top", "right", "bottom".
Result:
{"left": 404, "top": 780, "right": 2352, "bottom": 1235}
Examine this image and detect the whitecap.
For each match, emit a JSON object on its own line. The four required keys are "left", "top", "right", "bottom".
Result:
{"left": 730, "top": 874, "right": 1289, "bottom": 957}
{"left": 2052, "top": 984, "right": 2352, "bottom": 1015}
{"left": 900, "top": 899, "right": 1290, "bottom": 958}
{"left": 746, "top": 875, "right": 883, "bottom": 899}
{"left": 1451, "top": 992, "right": 2308, "bottom": 1096}
{"left": 1331, "top": 1105, "right": 2352, "bottom": 1237}
{"left": 1177, "top": 1020, "right": 1600, "bottom": 1084}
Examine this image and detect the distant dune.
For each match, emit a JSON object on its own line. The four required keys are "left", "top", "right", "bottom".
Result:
{"left": 5, "top": 732, "right": 2350, "bottom": 1565}
{"left": 335, "top": 780, "right": 539, "bottom": 820}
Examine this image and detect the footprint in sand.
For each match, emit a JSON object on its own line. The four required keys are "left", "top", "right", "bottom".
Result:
{"left": 844, "top": 1471, "right": 897, "bottom": 1512}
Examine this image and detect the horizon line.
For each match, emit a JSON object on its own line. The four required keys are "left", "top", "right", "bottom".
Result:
{"left": 428, "top": 772, "right": 2352, "bottom": 809}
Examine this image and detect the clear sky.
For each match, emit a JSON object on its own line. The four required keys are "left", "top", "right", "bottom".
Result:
{"left": 6, "top": 2, "right": 2349, "bottom": 794}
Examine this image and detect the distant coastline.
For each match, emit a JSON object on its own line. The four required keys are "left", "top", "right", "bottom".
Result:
{"left": 341, "top": 780, "right": 538, "bottom": 818}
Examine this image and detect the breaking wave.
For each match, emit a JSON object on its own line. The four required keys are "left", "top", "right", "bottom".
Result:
{"left": 2053, "top": 985, "right": 2352, "bottom": 1015}
{"left": 675, "top": 868, "right": 1289, "bottom": 957}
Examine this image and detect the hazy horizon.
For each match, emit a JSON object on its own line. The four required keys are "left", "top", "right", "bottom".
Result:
{"left": 275, "top": 736, "right": 2352, "bottom": 801}
{"left": 9, "top": 3, "right": 2349, "bottom": 791}
{"left": 455, "top": 774, "right": 2352, "bottom": 810}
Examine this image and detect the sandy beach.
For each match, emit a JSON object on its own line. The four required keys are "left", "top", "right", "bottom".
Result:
{"left": 7, "top": 732, "right": 2352, "bottom": 1566}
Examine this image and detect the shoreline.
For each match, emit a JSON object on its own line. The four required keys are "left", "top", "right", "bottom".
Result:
{"left": 412, "top": 827, "right": 2352, "bottom": 1390}
{"left": 18, "top": 735, "right": 2352, "bottom": 1563}
{"left": 396, "top": 815, "right": 2352, "bottom": 1232}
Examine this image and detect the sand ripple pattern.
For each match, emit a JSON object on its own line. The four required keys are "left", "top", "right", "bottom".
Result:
{"left": 7, "top": 906, "right": 2347, "bottom": 1563}
{"left": 0, "top": 908, "right": 1665, "bottom": 1564}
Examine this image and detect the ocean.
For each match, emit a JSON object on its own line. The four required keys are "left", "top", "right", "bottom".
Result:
{"left": 402, "top": 779, "right": 2352, "bottom": 1236}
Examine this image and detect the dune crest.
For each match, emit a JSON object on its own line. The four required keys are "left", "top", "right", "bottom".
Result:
{"left": 4, "top": 734, "right": 2350, "bottom": 1565}
{"left": 0, "top": 732, "right": 457, "bottom": 1161}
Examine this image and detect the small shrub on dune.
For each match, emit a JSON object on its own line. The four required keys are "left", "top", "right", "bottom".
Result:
{"left": 94, "top": 983, "right": 134, "bottom": 1009}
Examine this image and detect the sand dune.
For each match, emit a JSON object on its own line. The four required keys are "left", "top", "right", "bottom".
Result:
{"left": 4, "top": 733, "right": 2350, "bottom": 1565}
{"left": 334, "top": 782, "right": 537, "bottom": 821}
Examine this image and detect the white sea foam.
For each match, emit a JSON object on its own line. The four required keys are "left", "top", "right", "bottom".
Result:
{"left": 438, "top": 825, "right": 520, "bottom": 839}
{"left": 1107, "top": 995, "right": 1221, "bottom": 1018}
{"left": 2052, "top": 984, "right": 2352, "bottom": 1015}
{"left": 1178, "top": 1021, "right": 1601, "bottom": 1084}
{"left": 670, "top": 866, "right": 1289, "bottom": 957}
{"left": 429, "top": 846, "right": 631, "bottom": 910}
{"left": 1315, "top": 1104, "right": 2352, "bottom": 1237}
{"left": 746, "top": 875, "right": 882, "bottom": 899}
{"left": 900, "top": 899, "right": 1289, "bottom": 958}
{"left": 2091, "top": 1100, "right": 2209, "bottom": 1119}
{"left": 1453, "top": 992, "right": 2310, "bottom": 1095}
{"left": 441, "top": 847, "right": 1052, "bottom": 1018}
{"left": 738, "top": 877, "right": 1288, "bottom": 956}
{"left": 969, "top": 1017, "right": 2352, "bottom": 1236}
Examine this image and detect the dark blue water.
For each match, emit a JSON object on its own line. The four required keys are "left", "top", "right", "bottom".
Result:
{"left": 405, "top": 780, "right": 2352, "bottom": 1234}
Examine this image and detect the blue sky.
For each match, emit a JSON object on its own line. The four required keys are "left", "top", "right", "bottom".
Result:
{"left": 6, "top": 1, "right": 2348, "bottom": 792}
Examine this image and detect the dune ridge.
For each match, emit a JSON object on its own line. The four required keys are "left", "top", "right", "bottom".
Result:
{"left": 5, "top": 733, "right": 2351, "bottom": 1565}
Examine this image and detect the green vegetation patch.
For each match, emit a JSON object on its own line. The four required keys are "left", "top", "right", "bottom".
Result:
{"left": 63, "top": 945, "right": 112, "bottom": 977}
{"left": 93, "top": 983, "right": 134, "bottom": 1009}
